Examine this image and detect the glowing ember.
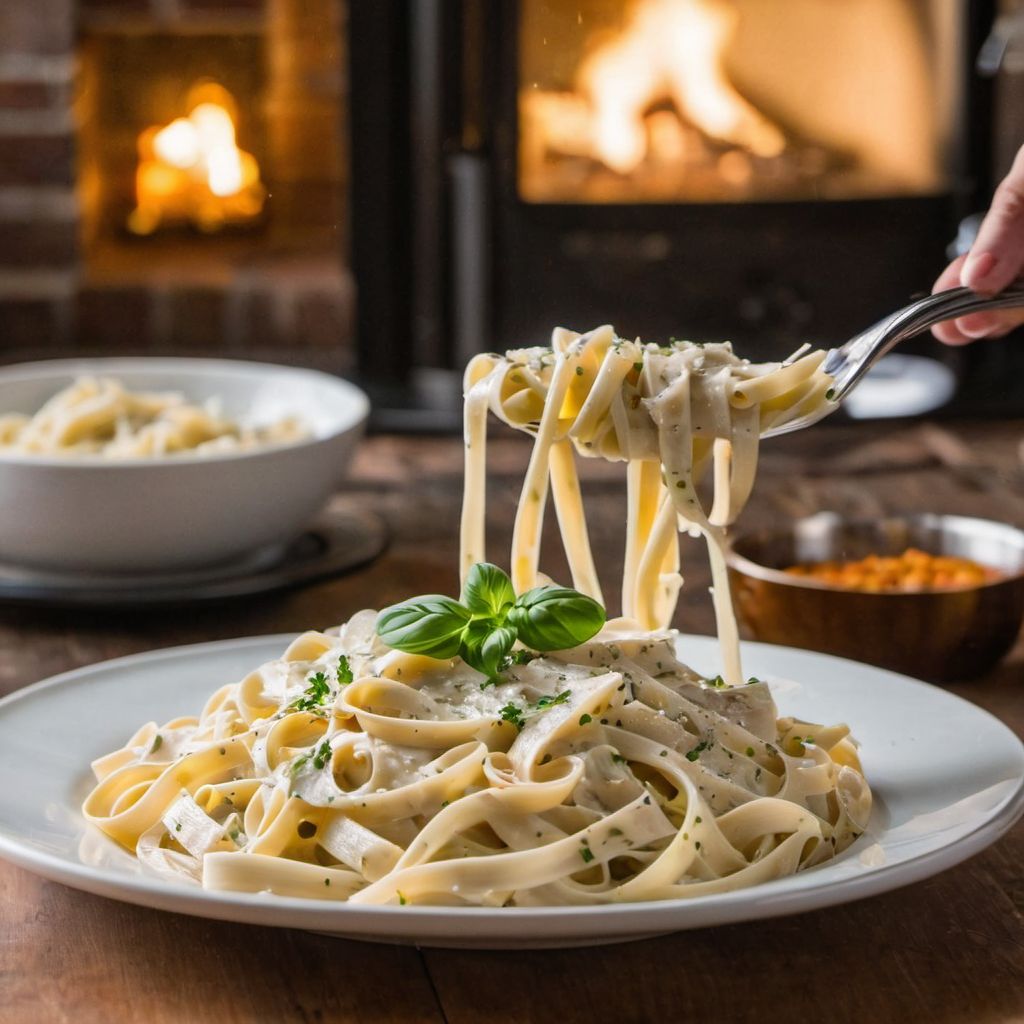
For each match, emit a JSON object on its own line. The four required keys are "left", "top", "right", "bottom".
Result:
{"left": 128, "top": 83, "right": 265, "bottom": 235}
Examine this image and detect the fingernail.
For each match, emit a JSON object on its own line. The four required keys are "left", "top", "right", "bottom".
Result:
{"left": 962, "top": 251, "right": 998, "bottom": 291}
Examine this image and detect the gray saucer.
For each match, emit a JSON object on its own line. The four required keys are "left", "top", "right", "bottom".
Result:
{"left": 0, "top": 504, "right": 388, "bottom": 609}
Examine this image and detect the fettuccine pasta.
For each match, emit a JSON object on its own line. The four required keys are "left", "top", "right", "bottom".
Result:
{"left": 0, "top": 376, "right": 306, "bottom": 457}
{"left": 84, "top": 327, "right": 869, "bottom": 907}
{"left": 462, "top": 327, "right": 832, "bottom": 683}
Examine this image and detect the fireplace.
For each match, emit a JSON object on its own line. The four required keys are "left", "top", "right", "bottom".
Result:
{"left": 1, "top": 0, "right": 1020, "bottom": 426}
{"left": 350, "top": 0, "right": 1014, "bottom": 428}
{"left": 0, "top": 0, "right": 353, "bottom": 369}
{"left": 518, "top": 0, "right": 952, "bottom": 206}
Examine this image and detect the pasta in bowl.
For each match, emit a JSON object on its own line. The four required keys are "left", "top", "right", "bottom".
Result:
{"left": 0, "top": 375, "right": 308, "bottom": 458}
{"left": 0, "top": 358, "right": 368, "bottom": 572}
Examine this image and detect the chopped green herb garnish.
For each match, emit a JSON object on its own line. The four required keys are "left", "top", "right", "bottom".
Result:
{"left": 499, "top": 703, "right": 526, "bottom": 730}
{"left": 312, "top": 739, "right": 332, "bottom": 771}
{"left": 826, "top": 387, "right": 836, "bottom": 400}
{"left": 149, "top": 734, "right": 163, "bottom": 753}
{"left": 745, "top": 746, "right": 755, "bottom": 757}
{"left": 534, "top": 689, "right": 571, "bottom": 709}
{"left": 579, "top": 846, "right": 595, "bottom": 864}
{"left": 502, "top": 649, "right": 539, "bottom": 669}
{"left": 685, "top": 739, "right": 710, "bottom": 762}
{"left": 336, "top": 656, "right": 353, "bottom": 686}
{"left": 498, "top": 689, "right": 577, "bottom": 731}
{"left": 575, "top": 366, "right": 584, "bottom": 376}
{"left": 705, "top": 675, "right": 727, "bottom": 688}
{"left": 289, "top": 670, "right": 332, "bottom": 713}
{"left": 398, "top": 892, "right": 407, "bottom": 905}
{"left": 579, "top": 713, "right": 593, "bottom": 726}
{"left": 611, "top": 753, "right": 628, "bottom": 765}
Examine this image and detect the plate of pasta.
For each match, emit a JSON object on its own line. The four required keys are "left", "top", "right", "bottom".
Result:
{"left": 0, "top": 631, "right": 1020, "bottom": 947}
{"left": 0, "top": 325, "right": 1020, "bottom": 947}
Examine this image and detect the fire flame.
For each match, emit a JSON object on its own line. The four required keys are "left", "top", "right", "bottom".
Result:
{"left": 520, "top": 0, "right": 786, "bottom": 194}
{"left": 128, "top": 83, "right": 265, "bottom": 235}
{"left": 580, "top": 0, "right": 785, "bottom": 174}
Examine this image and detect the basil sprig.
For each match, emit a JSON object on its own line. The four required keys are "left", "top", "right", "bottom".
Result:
{"left": 376, "top": 563, "right": 605, "bottom": 679}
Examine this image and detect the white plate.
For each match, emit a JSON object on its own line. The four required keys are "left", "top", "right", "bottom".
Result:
{"left": 0, "top": 635, "right": 1020, "bottom": 949}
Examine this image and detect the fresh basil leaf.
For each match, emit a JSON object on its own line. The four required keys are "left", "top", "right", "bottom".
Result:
{"left": 376, "top": 597, "right": 471, "bottom": 659}
{"left": 508, "top": 586, "right": 605, "bottom": 651}
{"left": 460, "top": 621, "right": 517, "bottom": 680}
{"left": 460, "top": 562, "right": 515, "bottom": 619}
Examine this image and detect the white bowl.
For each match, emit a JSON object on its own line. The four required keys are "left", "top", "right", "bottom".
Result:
{"left": 0, "top": 358, "right": 369, "bottom": 573}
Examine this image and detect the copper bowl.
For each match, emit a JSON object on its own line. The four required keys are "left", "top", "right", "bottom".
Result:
{"left": 726, "top": 513, "right": 1024, "bottom": 681}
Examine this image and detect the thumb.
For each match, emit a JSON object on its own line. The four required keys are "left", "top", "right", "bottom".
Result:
{"left": 962, "top": 143, "right": 1024, "bottom": 294}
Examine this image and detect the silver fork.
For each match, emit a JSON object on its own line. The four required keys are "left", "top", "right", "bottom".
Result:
{"left": 763, "top": 283, "right": 1024, "bottom": 437}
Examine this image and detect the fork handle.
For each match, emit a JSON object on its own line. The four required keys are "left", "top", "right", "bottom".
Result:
{"left": 826, "top": 282, "right": 1024, "bottom": 400}
{"left": 891, "top": 283, "right": 1024, "bottom": 340}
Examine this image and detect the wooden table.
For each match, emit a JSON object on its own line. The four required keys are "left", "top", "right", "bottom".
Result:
{"left": 2, "top": 422, "right": 1023, "bottom": 1024}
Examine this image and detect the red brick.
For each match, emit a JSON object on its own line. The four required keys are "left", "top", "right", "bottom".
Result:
{"left": 0, "top": 0, "right": 75, "bottom": 56}
{"left": 0, "top": 81, "right": 54, "bottom": 110}
{"left": 294, "top": 288, "right": 353, "bottom": 349}
{"left": 76, "top": 285, "right": 152, "bottom": 351}
{"left": 166, "top": 287, "right": 227, "bottom": 352}
{"left": 179, "top": 0, "right": 265, "bottom": 9}
{"left": 240, "top": 288, "right": 284, "bottom": 350}
{"left": 0, "top": 294, "right": 70, "bottom": 351}
{"left": 78, "top": 0, "right": 151, "bottom": 11}
{"left": 265, "top": 108, "right": 344, "bottom": 180}
{"left": 0, "top": 219, "right": 77, "bottom": 268}
{"left": 264, "top": 183, "right": 343, "bottom": 242}
{"left": 0, "top": 134, "right": 74, "bottom": 187}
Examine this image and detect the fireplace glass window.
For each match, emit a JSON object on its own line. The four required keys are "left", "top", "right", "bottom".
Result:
{"left": 519, "top": 0, "right": 962, "bottom": 204}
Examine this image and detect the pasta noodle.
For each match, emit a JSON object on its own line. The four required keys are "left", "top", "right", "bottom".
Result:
{"left": 461, "top": 327, "right": 832, "bottom": 683}
{"left": 0, "top": 376, "right": 306, "bottom": 458}
{"left": 83, "top": 327, "right": 870, "bottom": 907}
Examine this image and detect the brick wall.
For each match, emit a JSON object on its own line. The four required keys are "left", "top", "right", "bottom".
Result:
{"left": 0, "top": 0, "right": 79, "bottom": 353}
{"left": 0, "top": 0, "right": 353, "bottom": 372}
{"left": 265, "top": 0, "right": 347, "bottom": 246}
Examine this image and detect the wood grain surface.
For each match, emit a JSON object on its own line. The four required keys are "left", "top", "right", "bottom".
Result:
{"left": 1, "top": 422, "right": 1022, "bottom": 1024}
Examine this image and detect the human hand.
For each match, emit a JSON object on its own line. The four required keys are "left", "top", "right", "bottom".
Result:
{"left": 932, "top": 143, "right": 1024, "bottom": 344}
